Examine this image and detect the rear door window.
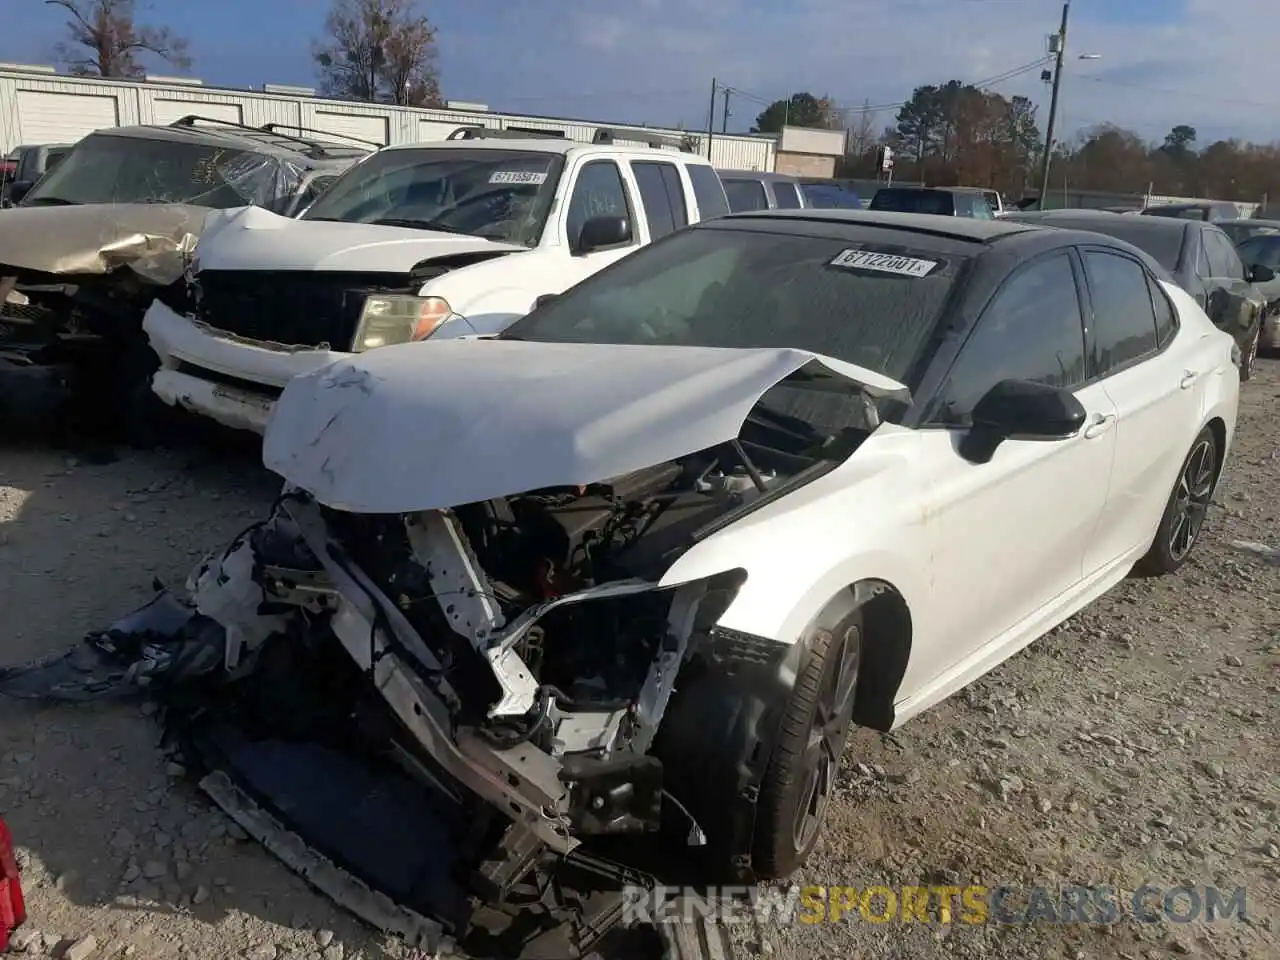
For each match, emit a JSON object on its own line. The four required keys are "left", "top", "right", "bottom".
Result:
{"left": 772, "top": 181, "right": 802, "bottom": 209}
{"left": 631, "top": 161, "right": 688, "bottom": 239}
{"left": 686, "top": 164, "right": 730, "bottom": 220}
{"left": 1082, "top": 250, "right": 1161, "bottom": 376}
{"left": 1205, "top": 229, "right": 1244, "bottom": 280}
{"left": 722, "top": 178, "right": 769, "bottom": 212}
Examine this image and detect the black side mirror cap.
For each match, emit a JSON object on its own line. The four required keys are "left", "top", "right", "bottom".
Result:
{"left": 575, "top": 215, "right": 631, "bottom": 255}
{"left": 7, "top": 182, "right": 31, "bottom": 204}
{"left": 1248, "top": 263, "right": 1276, "bottom": 283}
{"left": 534, "top": 293, "right": 559, "bottom": 309}
{"left": 959, "top": 378, "right": 1087, "bottom": 464}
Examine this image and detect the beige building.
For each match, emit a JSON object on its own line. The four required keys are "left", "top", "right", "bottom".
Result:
{"left": 757, "top": 125, "right": 847, "bottom": 178}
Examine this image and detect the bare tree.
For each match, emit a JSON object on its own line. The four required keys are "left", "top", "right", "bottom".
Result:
{"left": 46, "top": 0, "right": 191, "bottom": 78}
{"left": 314, "top": 0, "right": 442, "bottom": 107}
{"left": 846, "top": 98, "right": 879, "bottom": 158}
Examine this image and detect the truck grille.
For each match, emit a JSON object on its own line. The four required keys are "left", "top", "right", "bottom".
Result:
{"left": 193, "top": 270, "right": 410, "bottom": 351}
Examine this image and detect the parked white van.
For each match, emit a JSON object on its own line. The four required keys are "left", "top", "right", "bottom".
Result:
{"left": 143, "top": 127, "right": 731, "bottom": 434}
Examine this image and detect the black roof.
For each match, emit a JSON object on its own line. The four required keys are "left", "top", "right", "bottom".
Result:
{"left": 714, "top": 208, "right": 1037, "bottom": 243}
{"left": 1007, "top": 209, "right": 1194, "bottom": 234}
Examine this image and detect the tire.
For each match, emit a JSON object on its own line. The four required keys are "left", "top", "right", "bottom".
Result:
{"left": 1134, "top": 426, "right": 1219, "bottom": 576}
{"left": 1239, "top": 326, "right": 1259, "bottom": 382}
{"left": 751, "top": 613, "right": 861, "bottom": 879}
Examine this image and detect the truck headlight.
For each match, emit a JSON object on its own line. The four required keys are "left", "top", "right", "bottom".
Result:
{"left": 1230, "top": 341, "right": 1241, "bottom": 367}
{"left": 352, "top": 295, "right": 453, "bottom": 351}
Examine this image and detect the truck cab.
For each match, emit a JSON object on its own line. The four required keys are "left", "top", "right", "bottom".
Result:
{"left": 144, "top": 127, "right": 732, "bottom": 435}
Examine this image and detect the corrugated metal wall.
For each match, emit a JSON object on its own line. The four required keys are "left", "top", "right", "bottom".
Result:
{"left": 0, "top": 70, "right": 775, "bottom": 170}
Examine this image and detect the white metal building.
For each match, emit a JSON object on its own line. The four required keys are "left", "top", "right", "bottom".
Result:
{"left": 0, "top": 64, "right": 775, "bottom": 170}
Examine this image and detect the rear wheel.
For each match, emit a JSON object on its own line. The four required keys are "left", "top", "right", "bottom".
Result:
{"left": 751, "top": 615, "right": 861, "bottom": 878}
{"left": 1134, "top": 426, "right": 1219, "bottom": 576}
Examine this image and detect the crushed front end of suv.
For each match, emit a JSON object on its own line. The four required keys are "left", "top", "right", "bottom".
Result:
{"left": 0, "top": 117, "right": 368, "bottom": 439}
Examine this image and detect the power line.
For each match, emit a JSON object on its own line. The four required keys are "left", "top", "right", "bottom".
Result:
{"left": 725, "top": 55, "right": 1052, "bottom": 118}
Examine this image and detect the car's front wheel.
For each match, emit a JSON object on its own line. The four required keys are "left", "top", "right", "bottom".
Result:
{"left": 1135, "top": 426, "right": 1219, "bottom": 576}
{"left": 751, "top": 614, "right": 861, "bottom": 878}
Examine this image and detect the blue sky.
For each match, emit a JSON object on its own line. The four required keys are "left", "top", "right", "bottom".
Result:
{"left": 1, "top": 0, "right": 1273, "bottom": 146}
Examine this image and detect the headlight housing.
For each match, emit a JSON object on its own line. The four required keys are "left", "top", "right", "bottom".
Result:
{"left": 352, "top": 295, "right": 453, "bottom": 351}
{"left": 1230, "top": 341, "right": 1242, "bottom": 367}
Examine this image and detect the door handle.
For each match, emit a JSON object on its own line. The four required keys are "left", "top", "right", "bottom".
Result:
{"left": 1180, "top": 369, "right": 1200, "bottom": 390}
{"left": 1083, "top": 413, "right": 1115, "bottom": 439}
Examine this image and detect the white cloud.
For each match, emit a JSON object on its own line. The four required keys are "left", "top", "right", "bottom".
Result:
{"left": 563, "top": 0, "right": 1280, "bottom": 146}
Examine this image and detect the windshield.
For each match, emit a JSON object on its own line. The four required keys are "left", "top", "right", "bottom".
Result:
{"left": 1238, "top": 235, "right": 1280, "bottom": 269}
{"left": 22, "top": 134, "right": 291, "bottom": 209}
{"left": 501, "top": 224, "right": 964, "bottom": 385}
{"left": 871, "top": 189, "right": 955, "bottom": 215}
{"left": 302, "top": 147, "right": 563, "bottom": 247}
{"left": 983, "top": 191, "right": 1000, "bottom": 210}
{"left": 1220, "top": 222, "right": 1279, "bottom": 246}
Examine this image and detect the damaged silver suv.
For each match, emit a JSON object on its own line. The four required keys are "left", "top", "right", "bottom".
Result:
{"left": 0, "top": 116, "right": 370, "bottom": 442}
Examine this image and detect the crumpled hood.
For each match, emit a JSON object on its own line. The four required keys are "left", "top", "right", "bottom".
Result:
{"left": 0, "top": 203, "right": 211, "bottom": 284}
{"left": 262, "top": 338, "right": 909, "bottom": 514}
{"left": 194, "top": 205, "right": 527, "bottom": 274}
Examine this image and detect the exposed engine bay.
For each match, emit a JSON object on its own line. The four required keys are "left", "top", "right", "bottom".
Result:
{"left": 0, "top": 378, "right": 879, "bottom": 957}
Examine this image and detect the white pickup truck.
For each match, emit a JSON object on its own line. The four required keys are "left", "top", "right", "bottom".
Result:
{"left": 143, "top": 128, "right": 732, "bottom": 434}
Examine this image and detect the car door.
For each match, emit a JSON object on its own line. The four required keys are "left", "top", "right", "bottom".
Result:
{"left": 1199, "top": 226, "right": 1256, "bottom": 341}
{"left": 561, "top": 158, "right": 642, "bottom": 284}
{"left": 915, "top": 249, "right": 1117, "bottom": 672}
{"left": 1077, "top": 247, "right": 1203, "bottom": 572}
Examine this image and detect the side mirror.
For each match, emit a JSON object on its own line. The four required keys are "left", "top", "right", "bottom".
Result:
{"left": 1247, "top": 263, "right": 1275, "bottom": 283}
{"left": 575, "top": 215, "right": 631, "bottom": 255}
{"left": 8, "top": 182, "right": 31, "bottom": 204}
{"left": 958, "top": 378, "right": 1087, "bottom": 464}
{"left": 533, "top": 293, "right": 559, "bottom": 309}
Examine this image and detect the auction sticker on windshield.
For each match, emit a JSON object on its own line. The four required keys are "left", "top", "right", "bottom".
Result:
{"left": 489, "top": 170, "right": 548, "bottom": 185}
{"left": 829, "top": 249, "right": 939, "bottom": 277}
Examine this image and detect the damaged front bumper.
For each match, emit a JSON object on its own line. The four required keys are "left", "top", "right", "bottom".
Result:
{"left": 144, "top": 301, "right": 349, "bottom": 435}
{"left": 1, "top": 492, "right": 761, "bottom": 958}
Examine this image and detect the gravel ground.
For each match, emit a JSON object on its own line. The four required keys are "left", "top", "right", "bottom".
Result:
{"left": 1, "top": 361, "right": 1277, "bottom": 960}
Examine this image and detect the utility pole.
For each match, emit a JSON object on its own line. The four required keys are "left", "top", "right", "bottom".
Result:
{"left": 706, "top": 77, "right": 717, "bottom": 160}
{"left": 722, "top": 87, "right": 732, "bottom": 133}
{"left": 1037, "top": 0, "right": 1070, "bottom": 210}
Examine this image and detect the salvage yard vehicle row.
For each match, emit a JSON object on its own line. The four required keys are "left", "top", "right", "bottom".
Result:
{"left": 142, "top": 128, "right": 732, "bottom": 435}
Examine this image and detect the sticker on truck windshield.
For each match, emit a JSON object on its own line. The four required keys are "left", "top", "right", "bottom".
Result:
{"left": 489, "top": 170, "right": 548, "bottom": 185}
{"left": 828, "top": 249, "right": 939, "bottom": 277}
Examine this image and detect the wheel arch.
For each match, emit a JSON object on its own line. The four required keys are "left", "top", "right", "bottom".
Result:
{"left": 1204, "top": 415, "right": 1227, "bottom": 480}
{"left": 803, "top": 578, "right": 913, "bottom": 733}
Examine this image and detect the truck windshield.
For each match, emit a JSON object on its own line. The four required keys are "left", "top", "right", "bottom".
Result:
{"left": 302, "top": 147, "right": 564, "bottom": 248}
{"left": 22, "top": 134, "right": 283, "bottom": 208}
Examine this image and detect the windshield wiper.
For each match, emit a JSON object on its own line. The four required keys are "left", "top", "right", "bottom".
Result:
{"left": 372, "top": 217, "right": 470, "bottom": 235}
{"left": 21, "top": 197, "right": 80, "bottom": 206}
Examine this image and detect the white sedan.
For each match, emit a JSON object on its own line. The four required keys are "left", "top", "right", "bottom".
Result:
{"left": 2, "top": 209, "right": 1240, "bottom": 954}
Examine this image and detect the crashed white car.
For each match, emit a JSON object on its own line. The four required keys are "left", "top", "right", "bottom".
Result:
{"left": 2, "top": 210, "right": 1239, "bottom": 957}
{"left": 141, "top": 127, "right": 731, "bottom": 435}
